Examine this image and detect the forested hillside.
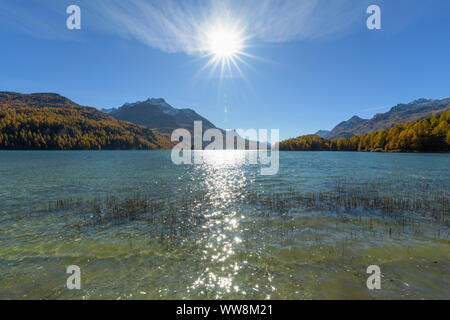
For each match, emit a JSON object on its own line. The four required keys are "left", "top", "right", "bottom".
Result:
{"left": 0, "top": 93, "right": 173, "bottom": 150}
{"left": 280, "top": 109, "right": 450, "bottom": 152}
{"left": 323, "top": 98, "right": 450, "bottom": 139}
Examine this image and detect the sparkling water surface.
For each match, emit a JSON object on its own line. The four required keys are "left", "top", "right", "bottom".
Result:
{"left": 0, "top": 151, "right": 449, "bottom": 299}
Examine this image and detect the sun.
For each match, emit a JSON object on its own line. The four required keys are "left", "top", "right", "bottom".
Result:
{"left": 207, "top": 27, "right": 243, "bottom": 59}
{"left": 198, "top": 23, "right": 250, "bottom": 78}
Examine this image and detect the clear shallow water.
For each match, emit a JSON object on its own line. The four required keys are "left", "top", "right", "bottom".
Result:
{"left": 0, "top": 151, "right": 449, "bottom": 299}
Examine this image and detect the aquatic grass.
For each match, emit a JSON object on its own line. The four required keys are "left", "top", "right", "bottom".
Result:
{"left": 249, "top": 181, "right": 449, "bottom": 226}
{"left": 39, "top": 179, "right": 449, "bottom": 246}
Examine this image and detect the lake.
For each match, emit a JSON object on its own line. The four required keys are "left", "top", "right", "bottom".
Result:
{"left": 0, "top": 151, "right": 449, "bottom": 299}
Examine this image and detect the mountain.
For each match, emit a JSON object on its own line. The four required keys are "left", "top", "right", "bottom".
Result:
{"left": 0, "top": 92, "right": 173, "bottom": 150}
{"left": 0, "top": 92, "right": 83, "bottom": 110}
{"left": 105, "top": 98, "right": 217, "bottom": 134}
{"left": 325, "top": 116, "right": 367, "bottom": 139}
{"left": 106, "top": 98, "right": 265, "bottom": 149}
{"left": 314, "top": 130, "right": 330, "bottom": 138}
{"left": 280, "top": 109, "right": 450, "bottom": 152}
{"left": 325, "top": 98, "right": 450, "bottom": 139}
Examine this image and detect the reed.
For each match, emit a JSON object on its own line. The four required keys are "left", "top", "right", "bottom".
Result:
{"left": 41, "top": 180, "right": 449, "bottom": 243}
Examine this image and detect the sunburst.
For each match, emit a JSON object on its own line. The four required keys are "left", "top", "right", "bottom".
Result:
{"left": 197, "top": 21, "right": 251, "bottom": 79}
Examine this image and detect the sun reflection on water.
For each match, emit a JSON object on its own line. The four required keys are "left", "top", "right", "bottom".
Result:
{"left": 187, "top": 151, "right": 251, "bottom": 298}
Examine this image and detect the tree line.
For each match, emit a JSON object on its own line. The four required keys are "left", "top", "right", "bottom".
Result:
{"left": 2, "top": 105, "right": 449, "bottom": 152}
{"left": 0, "top": 107, "right": 173, "bottom": 150}
{"left": 279, "top": 109, "right": 450, "bottom": 152}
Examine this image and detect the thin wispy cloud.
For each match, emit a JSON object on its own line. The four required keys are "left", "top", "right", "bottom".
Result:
{"left": 0, "top": 0, "right": 371, "bottom": 54}
{"left": 83, "top": 0, "right": 369, "bottom": 55}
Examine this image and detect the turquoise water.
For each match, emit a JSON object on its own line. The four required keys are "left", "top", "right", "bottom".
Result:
{"left": 0, "top": 151, "right": 449, "bottom": 299}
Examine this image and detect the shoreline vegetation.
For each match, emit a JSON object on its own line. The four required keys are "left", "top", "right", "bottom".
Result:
{"left": 0, "top": 90, "right": 449, "bottom": 152}
{"left": 40, "top": 180, "right": 449, "bottom": 243}
{"left": 5, "top": 182, "right": 449, "bottom": 300}
{"left": 279, "top": 110, "right": 450, "bottom": 153}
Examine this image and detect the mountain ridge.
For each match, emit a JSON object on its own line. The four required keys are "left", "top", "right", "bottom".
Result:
{"left": 0, "top": 92, "right": 262, "bottom": 150}
{"left": 280, "top": 109, "right": 450, "bottom": 152}
{"left": 105, "top": 98, "right": 217, "bottom": 134}
{"left": 323, "top": 98, "right": 450, "bottom": 139}
{"left": 0, "top": 92, "right": 173, "bottom": 150}
{"left": 106, "top": 98, "right": 267, "bottom": 149}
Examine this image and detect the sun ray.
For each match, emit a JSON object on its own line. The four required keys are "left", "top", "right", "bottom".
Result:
{"left": 197, "top": 21, "right": 250, "bottom": 79}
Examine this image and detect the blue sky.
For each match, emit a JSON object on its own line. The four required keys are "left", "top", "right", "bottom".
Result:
{"left": 1, "top": 0, "right": 449, "bottom": 140}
